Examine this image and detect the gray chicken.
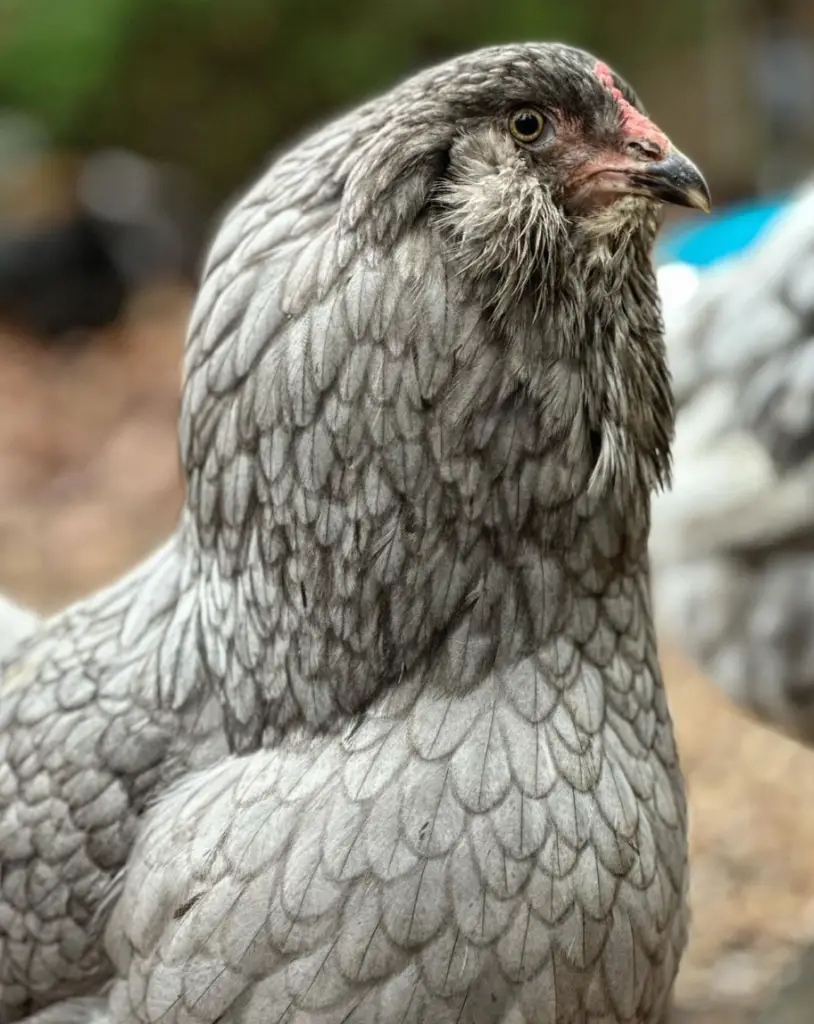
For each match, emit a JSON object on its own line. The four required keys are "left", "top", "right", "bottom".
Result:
{"left": 650, "top": 180, "right": 814, "bottom": 746}
{"left": 1, "top": 42, "right": 710, "bottom": 1024}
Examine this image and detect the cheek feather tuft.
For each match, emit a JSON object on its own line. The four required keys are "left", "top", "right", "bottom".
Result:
{"left": 593, "top": 60, "right": 669, "bottom": 153}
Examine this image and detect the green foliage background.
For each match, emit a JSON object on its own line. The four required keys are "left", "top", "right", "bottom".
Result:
{"left": 0, "top": 0, "right": 709, "bottom": 207}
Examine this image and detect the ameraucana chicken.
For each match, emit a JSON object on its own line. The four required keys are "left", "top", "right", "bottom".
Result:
{"left": 1, "top": 42, "right": 709, "bottom": 1024}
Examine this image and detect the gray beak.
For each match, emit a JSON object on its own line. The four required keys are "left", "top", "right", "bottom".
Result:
{"left": 627, "top": 148, "right": 712, "bottom": 213}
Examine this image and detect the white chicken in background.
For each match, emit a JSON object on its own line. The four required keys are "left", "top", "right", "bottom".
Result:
{"left": 652, "top": 180, "right": 814, "bottom": 744}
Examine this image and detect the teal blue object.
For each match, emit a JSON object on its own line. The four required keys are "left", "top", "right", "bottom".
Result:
{"left": 656, "top": 194, "right": 789, "bottom": 267}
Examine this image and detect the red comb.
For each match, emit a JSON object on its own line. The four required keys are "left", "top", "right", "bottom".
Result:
{"left": 593, "top": 60, "right": 668, "bottom": 151}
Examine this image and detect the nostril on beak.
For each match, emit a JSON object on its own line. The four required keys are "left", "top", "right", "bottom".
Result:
{"left": 624, "top": 138, "right": 663, "bottom": 161}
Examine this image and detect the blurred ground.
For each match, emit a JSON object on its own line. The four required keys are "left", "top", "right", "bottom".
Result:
{"left": 667, "top": 648, "right": 814, "bottom": 1023}
{"left": 1, "top": 303, "right": 814, "bottom": 1022}
{"left": 0, "top": 284, "right": 188, "bottom": 611}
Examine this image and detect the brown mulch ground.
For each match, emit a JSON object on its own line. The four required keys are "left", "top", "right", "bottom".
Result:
{"left": 2, "top": 292, "right": 814, "bottom": 1022}
{"left": 667, "top": 650, "right": 814, "bottom": 1022}
{"left": 0, "top": 285, "right": 186, "bottom": 611}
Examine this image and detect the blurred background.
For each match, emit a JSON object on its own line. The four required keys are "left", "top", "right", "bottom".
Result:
{"left": 2, "top": 1, "right": 814, "bottom": 1021}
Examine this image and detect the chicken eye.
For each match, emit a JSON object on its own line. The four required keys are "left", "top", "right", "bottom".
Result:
{"left": 508, "top": 108, "right": 549, "bottom": 144}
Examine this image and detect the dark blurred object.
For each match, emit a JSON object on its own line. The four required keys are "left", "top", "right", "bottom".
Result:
{"left": 0, "top": 215, "right": 131, "bottom": 339}
{"left": 0, "top": 143, "right": 204, "bottom": 342}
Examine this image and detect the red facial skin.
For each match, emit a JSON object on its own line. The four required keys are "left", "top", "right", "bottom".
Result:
{"left": 593, "top": 60, "right": 669, "bottom": 157}
{"left": 551, "top": 60, "right": 684, "bottom": 213}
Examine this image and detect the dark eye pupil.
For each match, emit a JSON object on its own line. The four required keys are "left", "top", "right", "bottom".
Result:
{"left": 515, "top": 112, "right": 540, "bottom": 137}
